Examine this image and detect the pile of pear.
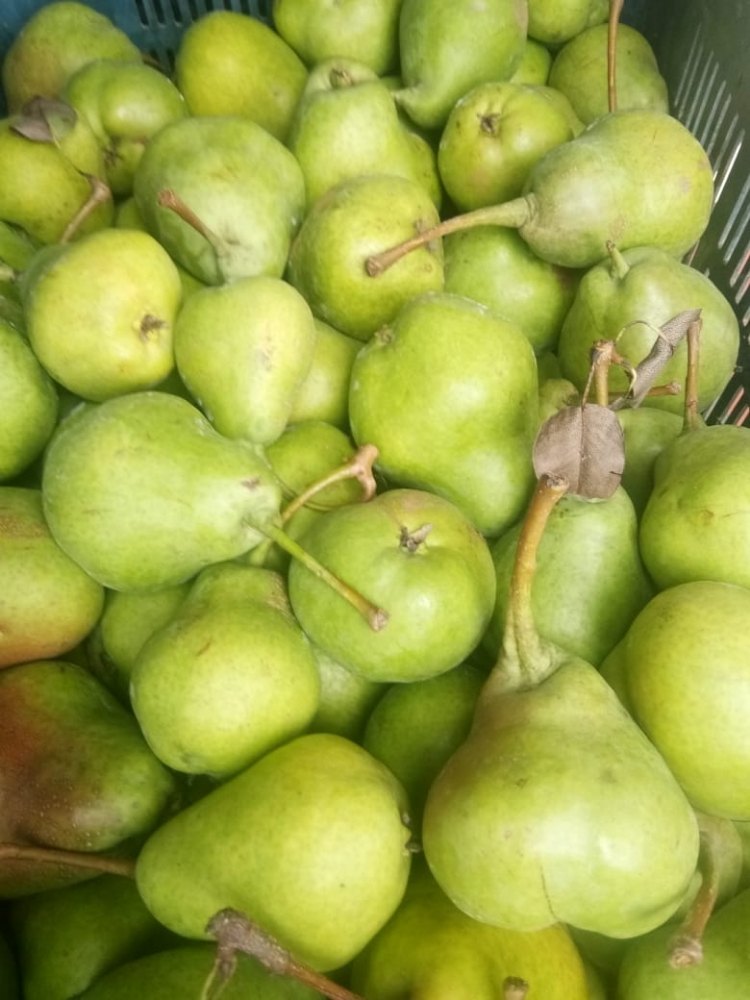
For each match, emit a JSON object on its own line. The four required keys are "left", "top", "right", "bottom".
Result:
{"left": 1, "top": 1, "right": 749, "bottom": 998}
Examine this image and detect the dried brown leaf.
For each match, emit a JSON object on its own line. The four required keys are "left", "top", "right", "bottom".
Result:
{"left": 532, "top": 403, "right": 625, "bottom": 500}
{"left": 11, "top": 97, "right": 77, "bottom": 143}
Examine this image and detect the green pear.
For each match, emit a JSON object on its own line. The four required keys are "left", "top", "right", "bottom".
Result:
{"left": 549, "top": 22, "right": 669, "bottom": 125}
{"left": 9, "top": 875, "right": 174, "bottom": 1000}
{"left": 443, "top": 225, "right": 580, "bottom": 354}
{"left": 351, "top": 857, "right": 589, "bottom": 999}
{"left": 422, "top": 476, "right": 700, "bottom": 939}
{"left": 76, "top": 943, "right": 319, "bottom": 1000}
{"left": 616, "top": 407, "right": 683, "bottom": 516}
{"left": 23, "top": 227, "right": 182, "bottom": 401}
{"left": 133, "top": 115, "right": 305, "bottom": 285}
{"left": 272, "top": 0, "right": 402, "bottom": 75}
{"left": 286, "top": 172, "right": 443, "bottom": 341}
{"left": 482, "top": 487, "right": 653, "bottom": 669}
{"left": 308, "top": 644, "right": 384, "bottom": 741}
{"left": 62, "top": 58, "right": 188, "bottom": 196}
{"left": 617, "top": 886, "right": 750, "bottom": 999}
{"left": 394, "top": 0, "right": 528, "bottom": 129}
{"left": 135, "top": 732, "right": 412, "bottom": 971}
{"left": 173, "top": 275, "right": 316, "bottom": 445}
{"left": 0, "top": 658, "right": 178, "bottom": 896}
{"left": 287, "top": 318, "right": 361, "bottom": 429}
{"left": 537, "top": 375, "right": 580, "bottom": 424}
{"left": 1, "top": 2, "right": 140, "bottom": 113}
{"left": 174, "top": 10, "right": 307, "bottom": 142}
{"left": 362, "top": 662, "right": 486, "bottom": 831}
{"left": 438, "top": 82, "right": 582, "bottom": 211}
{"left": 287, "top": 58, "right": 429, "bottom": 209}
{"left": 0, "top": 317, "right": 58, "bottom": 480}
{"left": 0, "top": 487, "right": 104, "bottom": 668}
{"left": 527, "top": 0, "right": 608, "bottom": 46}
{"left": 365, "top": 109, "right": 715, "bottom": 272}
{"left": 510, "top": 38, "right": 553, "bottom": 84}
{"left": 639, "top": 424, "right": 750, "bottom": 590}
{"left": 130, "top": 563, "right": 320, "bottom": 778}
{"left": 288, "top": 487, "right": 497, "bottom": 682}
{"left": 0, "top": 107, "right": 113, "bottom": 245}
{"left": 86, "top": 583, "right": 191, "bottom": 702}
{"left": 623, "top": 580, "right": 750, "bottom": 820}
{"left": 41, "top": 391, "right": 283, "bottom": 592}
{"left": 557, "top": 244, "right": 739, "bottom": 415}
{"left": 348, "top": 291, "right": 539, "bottom": 537}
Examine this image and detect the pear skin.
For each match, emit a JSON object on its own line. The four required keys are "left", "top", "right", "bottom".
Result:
{"left": 135, "top": 732, "right": 412, "bottom": 971}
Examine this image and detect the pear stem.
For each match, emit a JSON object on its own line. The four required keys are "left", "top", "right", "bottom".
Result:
{"left": 365, "top": 197, "right": 533, "bottom": 277}
{"left": 259, "top": 521, "right": 389, "bottom": 631}
{"left": 280, "top": 444, "right": 379, "bottom": 526}
{"left": 0, "top": 842, "right": 135, "bottom": 879}
{"left": 157, "top": 188, "right": 222, "bottom": 250}
{"left": 667, "top": 814, "right": 725, "bottom": 967}
{"left": 606, "top": 240, "right": 631, "bottom": 280}
{"left": 201, "top": 908, "right": 366, "bottom": 1000}
{"left": 683, "top": 317, "right": 704, "bottom": 432}
{"left": 608, "top": 0, "right": 625, "bottom": 112}
{"left": 490, "top": 474, "right": 569, "bottom": 693}
{"left": 60, "top": 173, "right": 112, "bottom": 243}
{"left": 250, "top": 445, "right": 378, "bottom": 567}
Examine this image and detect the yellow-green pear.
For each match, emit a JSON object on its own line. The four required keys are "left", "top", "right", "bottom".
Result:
{"left": 0, "top": 487, "right": 104, "bottom": 669}
{"left": 351, "top": 857, "right": 589, "bottom": 999}
{"left": 62, "top": 58, "right": 188, "bottom": 196}
{"left": 272, "top": 0, "right": 402, "bottom": 75}
{"left": 287, "top": 318, "right": 361, "bottom": 429}
{"left": 173, "top": 275, "right": 316, "bottom": 445}
{"left": 130, "top": 564, "right": 320, "bottom": 778}
{"left": 174, "top": 10, "right": 307, "bottom": 141}
{"left": 23, "top": 227, "right": 182, "bottom": 401}
{"left": 0, "top": 317, "right": 58, "bottom": 481}
{"left": 134, "top": 732, "right": 413, "bottom": 971}
{"left": 2, "top": 1, "right": 140, "bottom": 113}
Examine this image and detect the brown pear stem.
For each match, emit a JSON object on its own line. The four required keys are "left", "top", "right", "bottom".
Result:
{"left": 60, "top": 173, "right": 112, "bottom": 243}
{"left": 503, "top": 978, "right": 530, "bottom": 1000}
{"left": 157, "top": 188, "right": 221, "bottom": 248}
{"left": 280, "top": 444, "right": 379, "bottom": 526}
{"left": 202, "top": 909, "right": 366, "bottom": 1000}
{"left": 0, "top": 842, "right": 135, "bottom": 878}
{"left": 258, "top": 521, "right": 389, "bottom": 631}
{"left": 667, "top": 815, "right": 725, "bottom": 968}
{"left": 365, "top": 197, "right": 532, "bottom": 277}
{"left": 492, "top": 474, "right": 569, "bottom": 692}
{"left": 608, "top": 0, "right": 625, "bottom": 112}
{"left": 610, "top": 381, "right": 681, "bottom": 402}
{"left": 683, "top": 317, "right": 704, "bottom": 432}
